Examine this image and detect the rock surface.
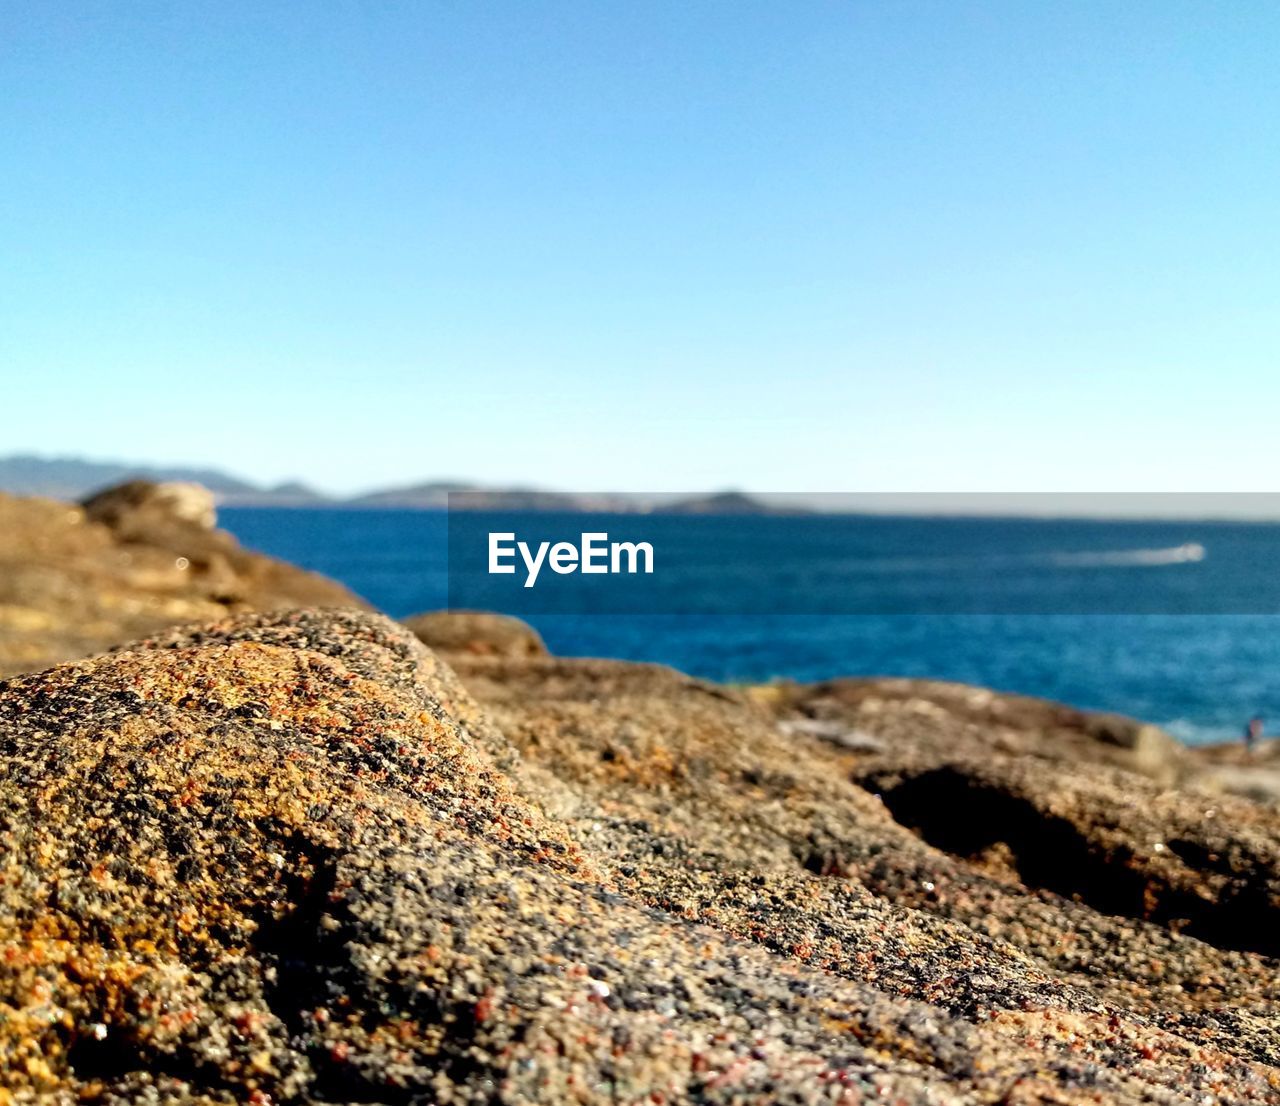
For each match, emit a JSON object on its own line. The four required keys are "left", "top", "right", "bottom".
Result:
{"left": 404, "top": 609, "right": 548, "bottom": 659}
{"left": 2, "top": 504, "right": 1280, "bottom": 1104}
{"left": 756, "top": 677, "right": 1193, "bottom": 786}
{"left": 2, "top": 609, "right": 1280, "bottom": 1103}
{"left": 81, "top": 479, "right": 220, "bottom": 533}
{"left": 0, "top": 486, "right": 367, "bottom": 677}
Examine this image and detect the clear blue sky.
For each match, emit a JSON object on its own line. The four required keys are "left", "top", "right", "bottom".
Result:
{"left": 3, "top": 2, "right": 1278, "bottom": 494}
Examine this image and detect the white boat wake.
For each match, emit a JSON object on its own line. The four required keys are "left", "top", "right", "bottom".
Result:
{"left": 789, "top": 543, "right": 1210, "bottom": 576}
{"left": 1048, "top": 543, "right": 1207, "bottom": 568}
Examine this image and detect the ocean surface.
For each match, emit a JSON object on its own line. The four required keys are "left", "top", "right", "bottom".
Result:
{"left": 219, "top": 507, "right": 1280, "bottom": 746}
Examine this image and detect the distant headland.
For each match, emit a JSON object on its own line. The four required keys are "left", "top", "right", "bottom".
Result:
{"left": 0, "top": 454, "right": 789, "bottom": 515}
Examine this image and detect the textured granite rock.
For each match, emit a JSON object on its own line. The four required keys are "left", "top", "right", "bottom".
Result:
{"left": 757, "top": 677, "right": 1192, "bottom": 785}
{"left": 0, "top": 486, "right": 366, "bottom": 677}
{"left": 4, "top": 610, "right": 1278, "bottom": 1103}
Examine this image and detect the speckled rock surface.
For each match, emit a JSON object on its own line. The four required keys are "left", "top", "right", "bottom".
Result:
{"left": 455, "top": 652, "right": 1280, "bottom": 1100}
{"left": 5, "top": 610, "right": 1278, "bottom": 1104}
{"left": 0, "top": 487, "right": 366, "bottom": 677}
{"left": 757, "top": 677, "right": 1193, "bottom": 785}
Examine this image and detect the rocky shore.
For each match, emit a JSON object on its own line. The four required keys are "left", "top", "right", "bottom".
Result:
{"left": 0, "top": 481, "right": 363, "bottom": 677}
{"left": 1, "top": 484, "right": 1279, "bottom": 1104}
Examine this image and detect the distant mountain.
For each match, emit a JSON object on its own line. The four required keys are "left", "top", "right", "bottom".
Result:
{"left": 0, "top": 455, "right": 325, "bottom": 505}
{"left": 660, "top": 491, "right": 797, "bottom": 515}
{"left": 350, "top": 483, "right": 646, "bottom": 512}
{"left": 351, "top": 486, "right": 791, "bottom": 514}
{"left": 225, "top": 481, "right": 331, "bottom": 506}
{"left": 0, "top": 456, "right": 783, "bottom": 515}
{"left": 347, "top": 482, "right": 483, "bottom": 509}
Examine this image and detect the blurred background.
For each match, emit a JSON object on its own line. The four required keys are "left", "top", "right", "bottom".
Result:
{"left": 3, "top": 2, "right": 1279, "bottom": 741}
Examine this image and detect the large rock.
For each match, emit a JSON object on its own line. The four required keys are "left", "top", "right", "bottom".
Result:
{"left": 81, "top": 478, "right": 219, "bottom": 533}
{"left": 0, "top": 484, "right": 367, "bottom": 676}
{"left": 4, "top": 609, "right": 1280, "bottom": 1102}
{"left": 403, "top": 609, "right": 548, "bottom": 658}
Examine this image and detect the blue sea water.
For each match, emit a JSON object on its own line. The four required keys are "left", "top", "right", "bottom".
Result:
{"left": 219, "top": 507, "right": 1280, "bottom": 746}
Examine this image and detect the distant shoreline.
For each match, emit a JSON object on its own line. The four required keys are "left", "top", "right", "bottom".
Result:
{"left": 216, "top": 502, "right": 1280, "bottom": 525}
{"left": 8, "top": 454, "right": 1280, "bottom": 521}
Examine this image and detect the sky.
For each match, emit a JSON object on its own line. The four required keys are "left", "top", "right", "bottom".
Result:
{"left": 2, "top": 2, "right": 1278, "bottom": 495}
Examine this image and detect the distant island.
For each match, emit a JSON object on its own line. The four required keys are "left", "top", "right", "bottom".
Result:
{"left": 661, "top": 491, "right": 803, "bottom": 516}
{"left": 0, "top": 454, "right": 331, "bottom": 506}
{"left": 0, "top": 454, "right": 787, "bottom": 515}
{"left": 350, "top": 484, "right": 645, "bottom": 512}
{"left": 19, "top": 454, "right": 1278, "bottom": 521}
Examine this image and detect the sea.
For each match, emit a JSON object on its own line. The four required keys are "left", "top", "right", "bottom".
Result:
{"left": 219, "top": 508, "right": 1280, "bottom": 747}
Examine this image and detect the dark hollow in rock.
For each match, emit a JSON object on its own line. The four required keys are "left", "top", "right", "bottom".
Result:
{"left": 861, "top": 760, "right": 1280, "bottom": 959}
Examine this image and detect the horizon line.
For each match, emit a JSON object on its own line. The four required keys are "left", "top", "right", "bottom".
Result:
{"left": 8, "top": 452, "right": 1280, "bottom": 521}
